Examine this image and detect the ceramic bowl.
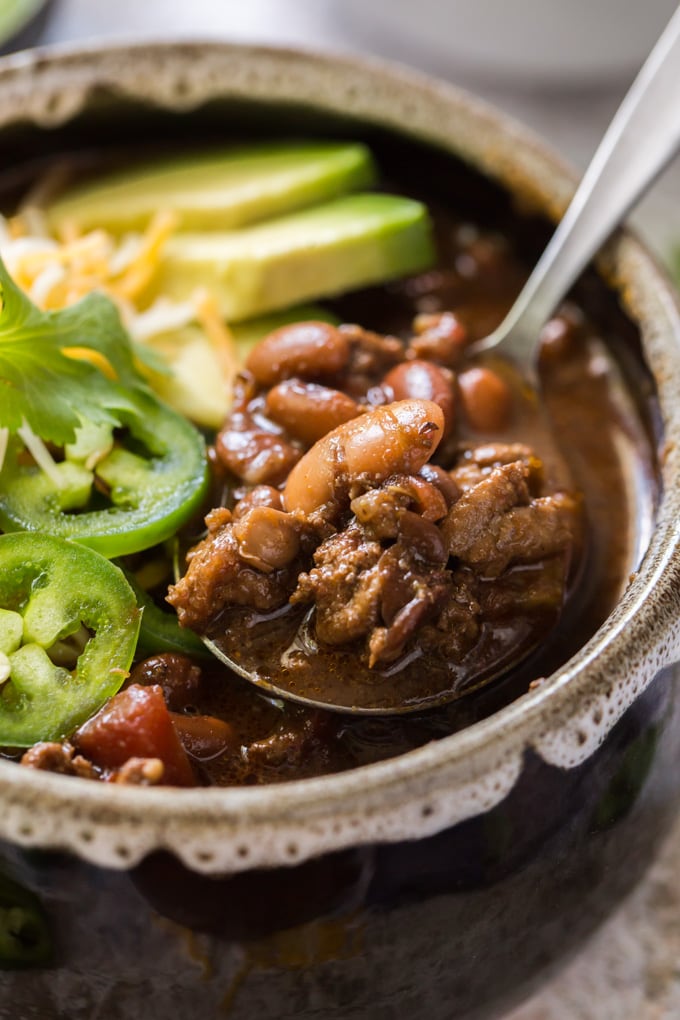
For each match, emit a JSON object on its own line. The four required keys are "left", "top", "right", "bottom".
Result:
{"left": 1, "top": 41, "right": 680, "bottom": 1020}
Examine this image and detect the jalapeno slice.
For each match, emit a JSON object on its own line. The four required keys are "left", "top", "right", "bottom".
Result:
{"left": 120, "top": 566, "right": 209, "bottom": 659}
{"left": 0, "top": 533, "right": 141, "bottom": 746}
{"left": 0, "top": 390, "right": 208, "bottom": 558}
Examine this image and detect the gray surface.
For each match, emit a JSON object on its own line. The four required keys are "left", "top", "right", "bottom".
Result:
{"left": 509, "top": 812, "right": 680, "bottom": 1020}
{"left": 14, "top": 3, "right": 680, "bottom": 1017}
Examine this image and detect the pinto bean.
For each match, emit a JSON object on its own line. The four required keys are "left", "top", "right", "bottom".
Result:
{"left": 382, "top": 360, "right": 456, "bottom": 438}
{"left": 232, "top": 506, "right": 301, "bottom": 573}
{"left": 215, "top": 426, "right": 301, "bottom": 486}
{"left": 129, "top": 653, "right": 203, "bottom": 712}
{"left": 232, "top": 485, "right": 283, "bottom": 519}
{"left": 171, "top": 713, "right": 236, "bottom": 762}
{"left": 539, "top": 305, "right": 585, "bottom": 364}
{"left": 245, "top": 321, "right": 350, "bottom": 387}
{"left": 410, "top": 311, "right": 469, "bottom": 366}
{"left": 458, "top": 367, "right": 512, "bottom": 432}
{"left": 265, "top": 380, "right": 361, "bottom": 445}
{"left": 283, "top": 399, "right": 445, "bottom": 515}
{"left": 398, "top": 510, "right": 448, "bottom": 563}
{"left": 418, "top": 463, "right": 461, "bottom": 507}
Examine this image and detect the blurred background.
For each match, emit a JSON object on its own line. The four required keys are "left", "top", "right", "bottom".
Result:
{"left": 7, "top": 0, "right": 680, "bottom": 269}
{"left": 4, "top": 2, "right": 680, "bottom": 1017}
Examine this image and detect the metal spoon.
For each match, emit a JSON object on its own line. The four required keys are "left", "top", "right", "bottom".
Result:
{"left": 197, "top": 5, "right": 680, "bottom": 715}
{"left": 476, "top": 2, "right": 680, "bottom": 379}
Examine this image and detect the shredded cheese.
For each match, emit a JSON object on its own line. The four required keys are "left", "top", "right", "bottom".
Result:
{"left": 127, "top": 297, "right": 196, "bottom": 342}
{"left": 193, "top": 287, "right": 239, "bottom": 383}
{"left": 108, "top": 210, "right": 179, "bottom": 302}
{"left": 0, "top": 193, "right": 242, "bottom": 436}
{"left": 0, "top": 211, "right": 171, "bottom": 310}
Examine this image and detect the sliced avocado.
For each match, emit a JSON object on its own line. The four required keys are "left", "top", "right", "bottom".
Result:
{"left": 0, "top": 1, "right": 48, "bottom": 52}
{"left": 47, "top": 142, "right": 377, "bottom": 235}
{"left": 149, "top": 194, "right": 435, "bottom": 322}
{"left": 144, "top": 324, "right": 232, "bottom": 429}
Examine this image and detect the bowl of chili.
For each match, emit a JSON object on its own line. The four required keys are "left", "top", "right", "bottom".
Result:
{"left": 0, "top": 40, "right": 679, "bottom": 1020}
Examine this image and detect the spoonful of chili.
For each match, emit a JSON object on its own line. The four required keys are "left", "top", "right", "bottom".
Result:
{"left": 170, "top": 6, "right": 680, "bottom": 715}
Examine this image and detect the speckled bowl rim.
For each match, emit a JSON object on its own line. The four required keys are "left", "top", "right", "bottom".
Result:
{"left": 0, "top": 40, "right": 679, "bottom": 875}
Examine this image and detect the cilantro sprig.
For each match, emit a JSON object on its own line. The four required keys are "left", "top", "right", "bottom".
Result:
{"left": 0, "top": 257, "right": 152, "bottom": 446}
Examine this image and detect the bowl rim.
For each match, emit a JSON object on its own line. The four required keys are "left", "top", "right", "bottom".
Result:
{"left": 0, "top": 38, "right": 679, "bottom": 874}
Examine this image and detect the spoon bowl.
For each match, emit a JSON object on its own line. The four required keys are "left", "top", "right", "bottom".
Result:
{"left": 202, "top": 602, "right": 545, "bottom": 715}
{"left": 185, "top": 364, "right": 583, "bottom": 714}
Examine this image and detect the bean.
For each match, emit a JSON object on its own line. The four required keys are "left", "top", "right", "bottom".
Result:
{"left": 215, "top": 426, "right": 301, "bottom": 486}
{"left": 283, "top": 399, "right": 445, "bottom": 515}
{"left": 418, "top": 463, "right": 461, "bottom": 508}
{"left": 171, "top": 713, "right": 235, "bottom": 762}
{"left": 265, "top": 380, "right": 361, "bottom": 445}
{"left": 398, "top": 510, "right": 448, "bottom": 563}
{"left": 458, "top": 367, "right": 512, "bottom": 432}
{"left": 245, "top": 321, "right": 350, "bottom": 387}
{"left": 411, "top": 311, "right": 469, "bottom": 366}
{"left": 129, "top": 653, "right": 203, "bottom": 712}
{"left": 539, "top": 304, "right": 584, "bottom": 364}
{"left": 338, "top": 323, "right": 404, "bottom": 379}
{"left": 232, "top": 485, "right": 283, "bottom": 519}
{"left": 232, "top": 506, "right": 301, "bottom": 573}
{"left": 414, "top": 311, "right": 462, "bottom": 336}
{"left": 382, "top": 360, "right": 456, "bottom": 438}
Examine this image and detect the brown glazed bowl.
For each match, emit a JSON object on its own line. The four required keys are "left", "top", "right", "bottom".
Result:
{"left": 1, "top": 41, "right": 680, "bottom": 1020}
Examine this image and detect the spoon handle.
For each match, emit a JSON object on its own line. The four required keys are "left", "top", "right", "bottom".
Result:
{"left": 487, "top": 4, "right": 680, "bottom": 372}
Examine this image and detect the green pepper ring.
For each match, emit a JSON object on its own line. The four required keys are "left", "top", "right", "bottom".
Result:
{"left": 0, "top": 532, "right": 141, "bottom": 746}
{"left": 0, "top": 390, "right": 208, "bottom": 558}
{"left": 119, "top": 565, "right": 209, "bottom": 659}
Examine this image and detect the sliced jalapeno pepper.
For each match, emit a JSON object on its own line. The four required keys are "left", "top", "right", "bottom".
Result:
{"left": 0, "top": 390, "right": 208, "bottom": 558}
{"left": 0, "top": 533, "right": 141, "bottom": 746}
{"left": 0, "top": 863, "right": 52, "bottom": 969}
{"left": 119, "top": 566, "right": 209, "bottom": 659}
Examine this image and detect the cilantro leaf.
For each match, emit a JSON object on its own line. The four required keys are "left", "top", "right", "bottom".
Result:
{"left": 0, "top": 256, "right": 151, "bottom": 446}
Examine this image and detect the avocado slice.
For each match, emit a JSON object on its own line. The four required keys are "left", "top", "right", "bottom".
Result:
{"left": 148, "top": 193, "right": 435, "bottom": 321}
{"left": 143, "top": 324, "right": 233, "bottom": 429}
{"left": 47, "top": 142, "right": 377, "bottom": 235}
{"left": 0, "top": 1, "right": 49, "bottom": 53}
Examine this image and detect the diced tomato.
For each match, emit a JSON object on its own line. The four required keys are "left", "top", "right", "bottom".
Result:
{"left": 73, "top": 684, "right": 195, "bottom": 787}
